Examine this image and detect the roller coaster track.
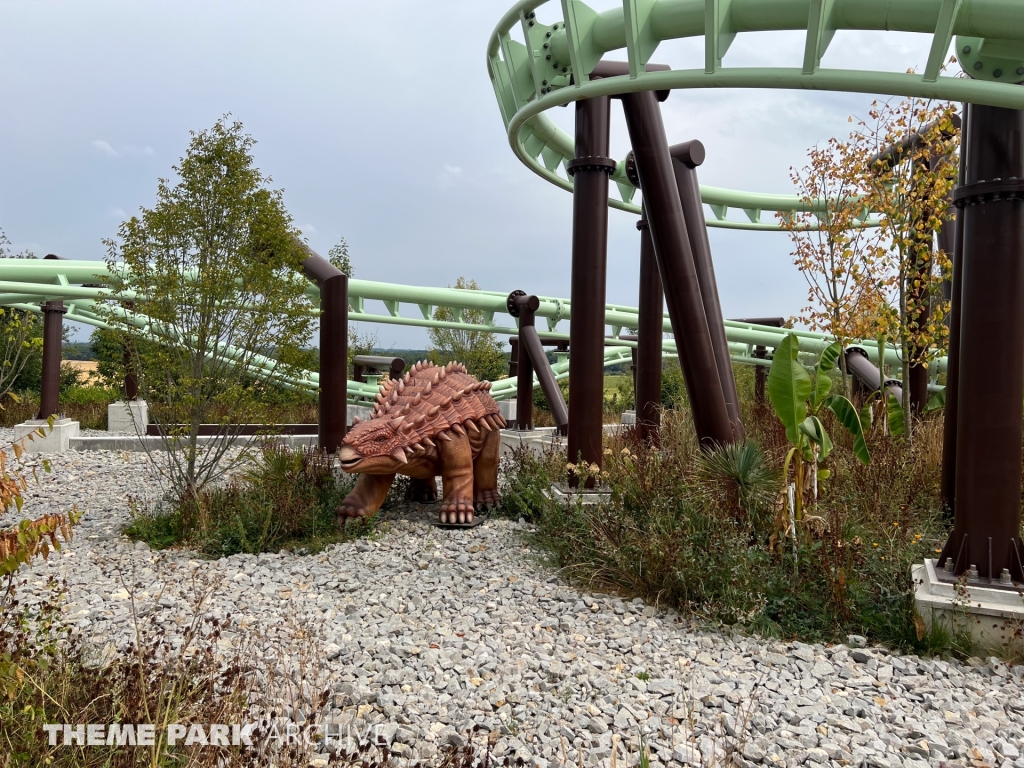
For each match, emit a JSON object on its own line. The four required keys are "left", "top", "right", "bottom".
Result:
{"left": 0, "top": 258, "right": 940, "bottom": 405}
{"left": 486, "top": 0, "right": 1024, "bottom": 230}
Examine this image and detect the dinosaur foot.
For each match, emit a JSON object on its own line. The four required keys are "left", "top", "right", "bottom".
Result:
{"left": 336, "top": 502, "right": 376, "bottom": 528}
{"left": 439, "top": 499, "right": 474, "bottom": 525}
{"left": 474, "top": 488, "right": 500, "bottom": 510}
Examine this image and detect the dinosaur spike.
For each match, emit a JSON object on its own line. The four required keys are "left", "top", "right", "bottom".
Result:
{"left": 389, "top": 390, "right": 399, "bottom": 403}
{"left": 465, "top": 420, "right": 479, "bottom": 434}
{"left": 400, "top": 421, "right": 413, "bottom": 433}
{"left": 412, "top": 414, "right": 426, "bottom": 425}
{"left": 384, "top": 403, "right": 392, "bottom": 413}
{"left": 352, "top": 416, "right": 362, "bottom": 426}
{"left": 497, "top": 415, "right": 507, "bottom": 428}
{"left": 440, "top": 398, "right": 452, "bottom": 410}
{"left": 484, "top": 381, "right": 492, "bottom": 390}
{"left": 451, "top": 423, "right": 466, "bottom": 437}
{"left": 375, "top": 392, "right": 385, "bottom": 404}
{"left": 423, "top": 437, "right": 436, "bottom": 449}
{"left": 408, "top": 442, "right": 422, "bottom": 454}
{"left": 439, "top": 368, "right": 447, "bottom": 380}
{"left": 451, "top": 391, "right": 463, "bottom": 402}
{"left": 397, "top": 379, "right": 405, "bottom": 394}
{"left": 403, "top": 405, "right": 411, "bottom": 414}
{"left": 390, "top": 447, "right": 408, "bottom": 465}
{"left": 437, "top": 431, "right": 452, "bottom": 442}
{"left": 392, "top": 415, "right": 405, "bottom": 426}
{"left": 432, "top": 373, "right": 440, "bottom": 385}
{"left": 428, "top": 405, "right": 439, "bottom": 417}
{"left": 412, "top": 393, "right": 422, "bottom": 406}
{"left": 423, "top": 382, "right": 432, "bottom": 395}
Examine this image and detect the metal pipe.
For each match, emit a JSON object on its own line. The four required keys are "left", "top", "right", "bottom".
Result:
{"left": 940, "top": 102, "right": 1024, "bottom": 581}
{"left": 38, "top": 300, "right": 66, "bottom": 420}
{"left": 620, "top": 89, "right": 734, "bottom": 448}
{"left": 844, "top": 347, "right": 903, "bottom": 403}
{"left": 303, "top": 252, "right": 348, "bottom": 454}
{"left": 567, "top": 94, "right": 613, "bottom": 486}
{"left": 636, "top": 210, "right": 663, "bottom": 445}
{"left": 521, "top": 324, "right": 569, "bottom": 431}
{"left": 670, "top": 139, "right": 745, "bottom": 441}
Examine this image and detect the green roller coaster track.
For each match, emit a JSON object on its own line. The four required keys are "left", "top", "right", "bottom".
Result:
{"left": 8, "top": 1, "right": 1016, "bottom": 405}
{"left": 0, "top": 259, "right": 939, "bottom": 407}
{"left": 486, "top": 0, "right": 1024, "bottom": 230}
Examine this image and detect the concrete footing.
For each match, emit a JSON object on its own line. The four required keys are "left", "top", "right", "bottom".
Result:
{"left": 913, "top": 559, "right": 1024, "bottom": 651}
{"left": 107, "top": 400, "right": 148, "bottom": 433}
{"left": 498, "top": 400, "right": 517, "bottom": 423}
{"left": 14, "top": 418, "right": 80, "bottom": 453}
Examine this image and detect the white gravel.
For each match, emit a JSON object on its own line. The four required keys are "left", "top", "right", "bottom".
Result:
{"left": 3, "top": 441, "right": 1024, "bottom": 768}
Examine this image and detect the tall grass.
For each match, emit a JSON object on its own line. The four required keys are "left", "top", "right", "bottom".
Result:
{"left": 502, "top": 370, "right": 963, "bottom": 652}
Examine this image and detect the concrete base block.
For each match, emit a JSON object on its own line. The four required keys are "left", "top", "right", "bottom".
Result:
{"left": 70, "top": 434, "right": 318, "bottom": 452}
{"left": 913, "top": 559, "right": 1024, "bottom": 651}
{"left": 107, "top": 400, "right": 148, "bottom": 433}
{"left": 621, "top": 410, "right": 636, "bottom": 425}
{"left": 348, "top": 404, "right": 373, "bottom": 425}
{"left": 543, "top": 482, "right": 613, "bottom": 506}
{"left": 498, "top": 400, "right": 517, "bottom": 423}
{"left": 14, "top": 419, "right": 80, "bottom": 453}
{"left": 499, "top": 427, "right": 563, "bottom": 457}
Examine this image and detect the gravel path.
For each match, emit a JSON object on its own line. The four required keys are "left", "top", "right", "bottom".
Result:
{"left": 3, "top": 440, "right": 1024, "bottom": 768}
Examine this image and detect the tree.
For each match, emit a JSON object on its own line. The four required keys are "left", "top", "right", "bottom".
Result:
{"left": 780, "top": 138, "right": 885, "bottom": 395}
{"left": 102, "top": 117, "right": 316, "bottom": 500}
{"left": 0, "top": 231, "right": 42, "bottom": 402}
{"left": 328, "top": 238, "right": 354, "bottom": 277}
{"left": 853, "top": 98, "right": 959, "bottom": 441}
{"left": 427, "top": 277, "right": 507, "bottom": 382}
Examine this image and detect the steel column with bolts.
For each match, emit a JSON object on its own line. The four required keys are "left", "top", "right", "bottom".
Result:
{"left": 510, "top": 292, "right": 569, "bottom": 432}
{"left": 939, "top": 103, "right": 1024, "bottom": 581}
{"left": 566, "top": 94, "right": 613, "bottom": 486}
{"left": 671, "top": 140, "right": 744, "bottom": 441}
{"left": 636, "top": 210, "right": 663, "bottom": 445}
{"left": 302, "top": 252, "right": 348, "bottom": 454}
{"left": 621, "top": 90, "right": 733, "bottom": 448}
{"left": 37, "top": 300, "right": 67, "bottom": 420}
{"left": 940, "top": 106, "right": 968, "bottom": 516}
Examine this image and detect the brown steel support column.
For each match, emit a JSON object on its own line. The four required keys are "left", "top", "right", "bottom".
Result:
{"left": 671, "top": 140, "right": 744, "bottom": 441}
{"left": 636, "top": 211, "right": 663, "bottom": 445}
{"left": 940, "top": 105, "right": 968, "bottom": 516}
{"left": 620, "top": 90, "right": 733, "bottom": 448}
{"left": 37, "top": 301, "right": 67, "bottom": 420}
{"left": 753, "top": 347, "right": 767, "bottom": 403}
{"left": 566, "top": 94, "right": 613, "bottom": 486}
{"left": 302, "top": 251, "right": 348, "bottom": 454}
{"left": 938, "top": 103, "right": 1024, "bottom": 581}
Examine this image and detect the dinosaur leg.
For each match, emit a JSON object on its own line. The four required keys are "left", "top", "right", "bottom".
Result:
{"left": 474, "top": 426, "right": 501, "bottom": 509}
{"left": 438, "top": 433, "right": 475, "bottom": 524}
{"left": 336, "top": 473, "right": 395, "bottom": 526}
{"left": 408, "top": 477, "right": 438, "bottom": 502}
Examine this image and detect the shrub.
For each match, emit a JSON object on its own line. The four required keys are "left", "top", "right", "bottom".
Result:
{"left": 503, "top": 383, "right": 964, "bottom": 652}
{"left": 125, "top": 444, "right": 367, "bottom": 556}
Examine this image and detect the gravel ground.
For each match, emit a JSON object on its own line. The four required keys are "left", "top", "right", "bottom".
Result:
{"left": 3, "top": 439, "right": 1024, "bottom": 768}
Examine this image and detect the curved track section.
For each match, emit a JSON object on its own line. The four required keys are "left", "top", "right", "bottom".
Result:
{"left": 0, "top": 258, "right": 939, "bottom": 405}
{"left": 486, "top": 0, "right": 1024, "bottom": 229}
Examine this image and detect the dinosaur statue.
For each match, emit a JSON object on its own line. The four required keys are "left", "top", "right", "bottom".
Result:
{"left": 336, "top": 361, "right": 506, "bottom": 525}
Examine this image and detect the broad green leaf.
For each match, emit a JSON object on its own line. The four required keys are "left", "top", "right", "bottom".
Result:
{"left": 887, "top": 392, "right": 905, "bottom": 437}
{"left": 859, "top": 400, "right": 873, "bottom": 432}
{"left": 826, "top": 394, "right": 871, "bottom": 465}
{"left": 817, "top": 341, "right": 842, "bottom": 373}
{"left": 923, "top": 388, "right": 946, "bottom": 414}
{"left": 767, "top": 334, "right": 812, "bottom": 444}
{"left": 798, "top": 415, "right": 833, "bottom": 461}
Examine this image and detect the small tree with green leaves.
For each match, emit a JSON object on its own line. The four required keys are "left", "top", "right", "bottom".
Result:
{"left": 0, "top": 231, "right": 43, "bottom": 403}
{"left": 102, "top": 117, "right": 315, "bottom": 501}
{"left": 428, "top": 277, "right": 507, "bottom": 382}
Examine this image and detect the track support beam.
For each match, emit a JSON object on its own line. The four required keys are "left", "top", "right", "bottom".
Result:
{"left": 939, "top": 102, "right": 1024, "bottom": 582}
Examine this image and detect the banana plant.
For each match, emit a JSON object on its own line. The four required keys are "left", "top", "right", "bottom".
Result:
{"left": 767, "top": 334, "right": 870, "bottom": 558}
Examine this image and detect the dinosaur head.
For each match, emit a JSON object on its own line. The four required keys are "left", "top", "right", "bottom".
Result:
{"left": 338, "top": 417, "right": 410, "bottom": 474}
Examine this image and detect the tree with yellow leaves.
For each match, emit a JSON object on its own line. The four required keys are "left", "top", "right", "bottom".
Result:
{"left": 781, "top": 136, "right": 885, "bottom": 395}
{"left": 853, "top": 98, "right": 959, "bottom": 442}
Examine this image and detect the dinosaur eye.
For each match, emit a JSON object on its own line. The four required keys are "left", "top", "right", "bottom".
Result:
{"left": 376, "top": 436, "right": 387, "bottom": 443}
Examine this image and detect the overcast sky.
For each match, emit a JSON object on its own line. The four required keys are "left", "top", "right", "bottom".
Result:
{"left": 0, "top": 1, "right": 943, "bottom": 348}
